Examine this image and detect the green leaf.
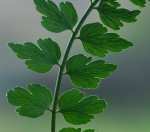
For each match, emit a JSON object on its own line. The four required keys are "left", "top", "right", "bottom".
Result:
{"left": 33, "top": 0, "right": 78, "bottom": 32}
{"left": 83, "top": 130, "right": 95, "bottom": 132}
{"left": 97, "top": 0, "right": 141, "bottom": 30}
{"left": 9, "top": 38, "right": 61, "bottom": 73}
{"left": 59, "top": 128, "right": 95, "bottom": 132}
{"left": 80, "top": 23, "right": 133, "bottom": 57}
{"left": 130, "top": 0, "right": 146, "bottom": 7}
{"left": 7, "top": 84, "right": 52, "bottom": 118}
{"left": 66, "top": 54, "right": 117, "bottom": 88}
{"left": 58, "top": 89, "right": 106, "bottom": 125}
{"left": 59, "top": 128, "right": 81, "bottom": 132}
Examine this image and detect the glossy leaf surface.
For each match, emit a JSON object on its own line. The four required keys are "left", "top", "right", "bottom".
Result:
{"left": 59, "top": 128, "right": 95, "bottom": 132}
{"left": 80, "top": 23, "right": 133, "bottom": 57}
{"left": 7, "top": 84, "right": 52, "bottom": 118}
{"left": 66, "top": 54, "right": 117, "bottom": 88}
{"left": 34, "top": 0, "right": 78, "bottom": 32}
{"left": 9, "top": 38, "right": 61, "bottom": 73}
{"left": 59, "top": 128, "right": 81, "bottom": 132}
{"left": 97, "top": 0, "right": 141, "bottom": 30}
{"left": 130, "top": 0, "right": 146, "bottom": 7}
{"left": 58, "top": 89, "right": 106, "bottom": 124}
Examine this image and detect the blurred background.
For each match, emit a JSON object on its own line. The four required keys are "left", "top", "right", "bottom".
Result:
{"left": 0, "top": 0, "right": 150, "bottom": 132}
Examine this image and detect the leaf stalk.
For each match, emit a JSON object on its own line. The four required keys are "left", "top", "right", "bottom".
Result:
{"left": 51, "top": 0, "right": 100, "bottom": 132}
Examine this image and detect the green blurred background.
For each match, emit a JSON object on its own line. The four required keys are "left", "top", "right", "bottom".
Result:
{"left": 0, "top": 0, "right": 150, "bottom": 132}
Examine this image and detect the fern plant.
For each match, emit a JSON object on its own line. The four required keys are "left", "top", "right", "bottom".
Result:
{"left": 6, "top": 0, "right": 147, "bottom": 132}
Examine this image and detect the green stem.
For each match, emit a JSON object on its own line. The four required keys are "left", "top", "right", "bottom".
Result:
{"left": 51, "top": 0, "right": 100, "bottom": 131}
